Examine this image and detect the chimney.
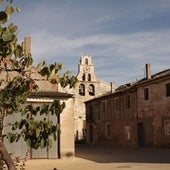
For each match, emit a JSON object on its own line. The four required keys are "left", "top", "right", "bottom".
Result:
{"left": 145, "top": 63, "right": 151, "bottom": 79}
{"left": 110, "top": 82, "right": 116, "bottom": 93}
{"left": 24, "top": 36, "right": 31, "bottom": 55}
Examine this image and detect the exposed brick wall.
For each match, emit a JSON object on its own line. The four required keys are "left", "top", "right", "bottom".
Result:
{"left": 86, "top": 70, "right": 170, "bottom": 148}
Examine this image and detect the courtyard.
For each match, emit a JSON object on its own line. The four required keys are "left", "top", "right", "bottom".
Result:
{"left": 25, "top": 145, "right": 170, "bottom": 170}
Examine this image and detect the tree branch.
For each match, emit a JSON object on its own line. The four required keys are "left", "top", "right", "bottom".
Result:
{"left": 0, "top": 140, "right": 16, "bottom": 170}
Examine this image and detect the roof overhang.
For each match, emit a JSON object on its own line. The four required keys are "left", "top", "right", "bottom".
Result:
{"left": 27, "top": 91, "right": 74, "bottom": 103}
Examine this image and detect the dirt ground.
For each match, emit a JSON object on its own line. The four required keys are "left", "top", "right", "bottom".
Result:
{"left": 25, "top": 145, "right": 170, "bottom": 170}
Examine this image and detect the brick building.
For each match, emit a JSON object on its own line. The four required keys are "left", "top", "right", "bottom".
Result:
{"left": 85, "top": 81, "right": 138, "bottom": 147}
{"left": 86, "top": 64, "right": 170, "bottom": 148}
{"left": 137, "top": 64, "right": 170, "bottom": 148}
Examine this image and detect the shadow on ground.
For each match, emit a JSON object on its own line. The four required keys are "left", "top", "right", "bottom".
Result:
{"left": 75, "top": 144, "right": 170, "bottom": 164}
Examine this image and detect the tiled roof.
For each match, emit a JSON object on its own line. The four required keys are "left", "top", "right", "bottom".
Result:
{"left": 116, "top": 69, "right": 170, "bottom": 91}
{"left": 151, "top": 69, "right": 170, "bottom": 79}
{"left": 29, "top": 91, "right": 73, "bottom": 99}
{"left": 85, "top": 68, "right": 170, "bottom": 103}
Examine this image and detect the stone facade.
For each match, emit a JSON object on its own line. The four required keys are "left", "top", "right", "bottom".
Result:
{"left": 86, "top": 64, "right": 170, "bottom": 148}
{"left": 59, "top": 55, "right": 116, "bottom": 141}
{"left": 137, "top": 65, "right": 170, "bottom": 148}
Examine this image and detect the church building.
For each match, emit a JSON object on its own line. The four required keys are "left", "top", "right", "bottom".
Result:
{"left": 71, "top": 55, "right": 116, "bottom": 142}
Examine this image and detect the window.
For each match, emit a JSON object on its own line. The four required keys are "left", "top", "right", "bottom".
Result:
{"left": 79, "top": 84, "right": 85, "bottom": 96}
{"left": 106, "top": 123, "right": 111, "bottom": 138}
{"left": 114, "top": 98, "right": 119, "bottom": 111}
{"left": 166, "top": 83, "right": 170, "bottom": 97}
{"left": 126, "top": 94, "right": 131, "bottom": 109}
{"left": 85, "top": 58, "right": 88, "bottom": 65}
{"left": 144, "top": 88, "right": 149, "bottom": 100}
{"left": 89, "top": 84, "right": 95, "bottom": 96}
{"left": 82, "top": 73, "right": 85, "bottom": 81}
{"left": 88, "top": 74, "right": 91, "bottom": 81}
{"left": 164, "top": 120, "right": 170, "bottom": 136}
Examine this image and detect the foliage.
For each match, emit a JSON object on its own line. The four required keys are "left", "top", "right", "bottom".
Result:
{"left": 0, "top": 0, "right": 77, "bottom": 157}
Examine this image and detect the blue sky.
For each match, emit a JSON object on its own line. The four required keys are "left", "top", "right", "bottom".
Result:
{"left": 7, "top": 0, "right": 170, "bottom": 86}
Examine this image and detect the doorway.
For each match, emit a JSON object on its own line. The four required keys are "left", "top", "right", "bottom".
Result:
{"left": 89, "top": 125, "right": 94, "bottom": 144}
{"left": 137, "top": 122, "right": 145, "bottom": 147}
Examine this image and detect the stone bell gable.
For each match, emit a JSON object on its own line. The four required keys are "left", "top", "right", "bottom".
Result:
{"left": 73, "top": 55, "right": 116, "bottom": 141}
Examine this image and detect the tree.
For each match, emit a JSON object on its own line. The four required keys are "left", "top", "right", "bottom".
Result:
{"left": 0, "top": 0, "right": 77, "bottom": 169}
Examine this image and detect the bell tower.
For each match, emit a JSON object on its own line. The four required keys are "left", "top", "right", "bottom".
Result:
{"left": 77, "top": 55, "right": 97, "bottom": 82}
{"left": 74, "top": 55, "right": 113, "bottom": 142}
{"left": 57, "top": 54, "right": 116, "bottom": 143}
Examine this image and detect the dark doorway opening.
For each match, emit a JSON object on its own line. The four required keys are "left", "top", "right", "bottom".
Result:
{"left": 89, "top": 125, "right": 94, "bottom": 144}
{"left": 137, "top": 122, "right": 145, "bottom": 147}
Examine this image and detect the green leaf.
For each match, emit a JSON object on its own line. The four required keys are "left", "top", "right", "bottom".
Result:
{"left": 8, "top": 23, "right": 18, "bottom": 33}
{"left": 12, "top": 122, "right": 18, "bottom": 130}
{"left": 26, "top": 138, "right": 31, "bottom": 148}
{"left": 6, "top": 132, "right": 12, "bottom": 140}
{"left": 0, "top": 11, "right": 8, "bottom": 24}
{"left": 2, "top": 30, "right": 12, "bottom": 41}
{"left": 26, "top": 113, "right": 29, "bottom": 119}
{"left": 37, "top": 61, "right": 45, "bottom": 71}
{"left": 16, "top": 134, "right": 21, "bottom": 142}
{"left": 36, "top": 128, "right": 40, "bottom": 138}
{"left": 6, "top": 133, "right": 16, "bottom": 143}
{"left": 27, "top": 55, "right": 33, "bottom": 66}
{"left": 47, "top": 139, "right": 52, "bottom": 149}
{"left": 53, "top": 133, "right": 57, "bottom": 141}
{"left": 55, "top": 64, "right": 63, "bottom": 70}
{"left": 49, "top": 68, "right": 55, "bottom": 79}
{"left": 40, "top": 138, "right": 45, "bottom": 148}
{"left": 19, "top": 119, "right": 26, "bottom": 129}
{"left": 51, "top": 125, "right": 56, "bottom": 133}
{"left": 14, "top": 44, "right": 23, "bottom": 58}
{"left": 5, "top": 6, "right": 14, "bottom": 15}
{"left": 28, "top": 118, "right": 35, "bottom": 129}
{"left": 70, "top": 76, "right": 77, "bottom": 88}
{"left": 40, "top": 104, "right": 49, "bottom": 115}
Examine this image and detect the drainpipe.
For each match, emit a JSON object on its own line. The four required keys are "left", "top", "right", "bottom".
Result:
{"left": 57, "top": 114, "right": 61, "bottom": 159}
